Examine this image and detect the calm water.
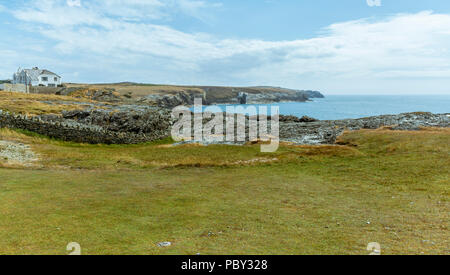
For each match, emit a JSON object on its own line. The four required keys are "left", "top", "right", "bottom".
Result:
{"left": 199, "top": 95, "right": 450, "bottom": 120}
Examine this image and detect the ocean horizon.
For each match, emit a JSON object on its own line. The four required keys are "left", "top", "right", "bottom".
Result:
{"left": 198, "top": 94, "right": 450, "bottom": 120}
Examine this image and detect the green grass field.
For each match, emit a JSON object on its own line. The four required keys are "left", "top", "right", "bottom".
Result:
{"left": 0, "top": 128, "right": 448, "bottom": 255}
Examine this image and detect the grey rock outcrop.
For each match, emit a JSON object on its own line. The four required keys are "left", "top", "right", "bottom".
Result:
{"left": 237, "top": 92, "right": 248, "bottom": 104}
{"left": 303, "top": 90, "right": 325, "bottom": 98}
{"left": 61, "top": 107, "right": 172, "bottom": 134}
{"left": 280, "top": 112, "right": 450, "bottom": 144}
{"left": 0, "top": 107, "right": 173, "bottom": 144}
{"left": 175, "top": 112, "right": 449, "bottom": 146}
{"left": 138, "top": 91, "right": 206, "bottom": 108}
{"left": 55, "top": 87, "right": 123, "bottom": 102}
{"left": 134, "top": 87, "right": 324, "bottom": 107}
{"left": 279, "top": 115, "right": 319, "bottom": 123}
{"left": 243, "top": 91, "right": 309, "bottom": 104}
{"left": 2, "top": 103, "right": 447, "bottom": 146}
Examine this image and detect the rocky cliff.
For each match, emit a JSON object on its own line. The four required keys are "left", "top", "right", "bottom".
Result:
{"left": 304, "top": 90, "right": 325, "bottom": 98}
{"left": 59, "top": 83, "right": 325, "bottom": 107}
{"left": 136, "top": 86, "right": 325, "bottom": 107}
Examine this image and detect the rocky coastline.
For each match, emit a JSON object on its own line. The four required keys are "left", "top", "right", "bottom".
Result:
{"left": 36, "top": 84, "right": 325, "bottom": 108}
{"left": 1, "top": 104, "right": 448, "bottom": 145}
{"left": 136, "top": 88, "right": 324, "bottom": 107}
{"left": 0, "top": 86, "right": 448, "bottom": 145}
{"left": 175, "top": 112, "right": 450, "bottom": 145}
{"left": 279, "top": 112, "right": 450, "bottom": 145}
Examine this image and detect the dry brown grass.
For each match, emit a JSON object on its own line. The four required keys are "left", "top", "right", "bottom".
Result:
{"left": 0, "top": 91, "right": 105, "bottom": 115}
{"left": 66, "top": 88, "right": 123, "bottom": 102}
{"left": 64, "top": 83, "right": 205, "bottom": 97}
{"left": 0, "top": 100, "right": 87, "bottom": 115}
{"left": 0, "top": 91, "right": 93, "bottom": 102}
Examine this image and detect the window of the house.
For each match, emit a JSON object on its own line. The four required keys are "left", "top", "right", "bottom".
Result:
{"left": 54, "top": 77, "right": 58, "bottom": 81}
{"left": 42, "top": 77, "right": 48, "bottom": 81}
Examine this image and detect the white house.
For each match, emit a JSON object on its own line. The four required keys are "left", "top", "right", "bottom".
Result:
{"left": 12, "top": 67, "right": 62, "bottom": 87}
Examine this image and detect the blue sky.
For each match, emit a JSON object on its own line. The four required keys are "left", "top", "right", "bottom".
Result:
{"left": 1, "top": 0, "right": 450, "bottom": 94}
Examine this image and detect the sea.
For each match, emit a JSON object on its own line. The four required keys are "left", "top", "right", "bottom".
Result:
{"left": 196, "top": 95, "right": 450, "bottom": 120}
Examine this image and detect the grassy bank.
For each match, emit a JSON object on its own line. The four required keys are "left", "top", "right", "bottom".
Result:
{"left": 0, "top": 91, "right": 97, "bottom": 115}
{"left": 0, "top": 128, "right": 448, "bottom": 254}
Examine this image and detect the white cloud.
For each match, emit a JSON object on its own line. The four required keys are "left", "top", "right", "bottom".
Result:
{"left": 174, "top": 0, "right": 223, "bottom": 21}
{"left": 367, "top": 0, "right": 381, "bottom": 7}
{"left": 67, "top": 0, "right": 81, "bottom": 7}
{"left": 94, "top": 0, "right": 166, "bottom": 20}
{"left": 3, "top": 1, "right": 450, "bottom": 93}
{"left": 27, "top": 9, "right": 449, "bottom": 77}
{"left": 13, "top": 0, "right": 111, "bottom": 27}
{"left": 13, "top": 0, "right": 220, "bottom": 27}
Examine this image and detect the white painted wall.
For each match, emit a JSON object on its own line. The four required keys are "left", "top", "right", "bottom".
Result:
{"left": 37, "top": 74, "right": 61, "bottom": 87}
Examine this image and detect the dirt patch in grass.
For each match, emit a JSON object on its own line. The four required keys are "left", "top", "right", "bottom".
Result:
{"left": 0, "top": 140, "right": 38, "bottom": 167}
{"left": 288, "top": 144, "right": 363, "bottom": 157}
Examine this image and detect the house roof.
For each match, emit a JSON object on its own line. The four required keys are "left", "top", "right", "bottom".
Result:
{"left": 22, "top": 69, "right": 41, "bottom": 81}
{"left": 21, "top": 68, "right": 61, "bottom": 81}
{"left": 40, "top": 69, "right": 61, "bottom": 78}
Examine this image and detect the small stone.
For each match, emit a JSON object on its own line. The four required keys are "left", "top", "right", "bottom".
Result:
{"left": 157, "top": 242, "right": 172, "bottom": 247}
